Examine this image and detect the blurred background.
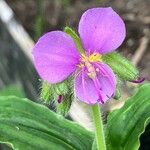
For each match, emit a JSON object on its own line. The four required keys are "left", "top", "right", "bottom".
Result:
{"left": 0, "top": 0, "right": 149, "bottom": 149}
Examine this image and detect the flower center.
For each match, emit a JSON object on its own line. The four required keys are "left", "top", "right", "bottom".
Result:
{"left": 78, "top": 53, "right": 102, "bottom": 79}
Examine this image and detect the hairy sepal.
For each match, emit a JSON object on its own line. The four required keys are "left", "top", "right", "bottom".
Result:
{"left": 41, "top": 78, "right": 73, "bottom": 116}
{"left": 102, "top": 52, "right": 139, "bottom": 81}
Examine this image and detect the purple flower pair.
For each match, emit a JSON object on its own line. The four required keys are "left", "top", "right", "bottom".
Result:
{"left": 33, "top": 7, "right": 126, "bottom": 104}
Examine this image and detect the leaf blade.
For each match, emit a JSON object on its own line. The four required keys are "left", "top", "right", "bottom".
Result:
{"left": 106, "top": 83, "right": 150, "bottom": 150}
{"left": 0, "top": 96, "right": 94, "bottom": 150}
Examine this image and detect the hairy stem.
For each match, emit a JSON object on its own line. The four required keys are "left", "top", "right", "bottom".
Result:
{"left": 92, "top": 104, "right": 106, "bottom": 150}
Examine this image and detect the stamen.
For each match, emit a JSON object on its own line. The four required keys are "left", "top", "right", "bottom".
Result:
{"left": 78, "top": 63, "right": 84, "bottom": 68}
{"left": 78, "top": 52, "right": 102, "bottom": 79}
{"left": 96, "top": 68, "right": 99, "bottom": 72}
{"left": 85, "top": 62, "right": 97, "bottom": 79}
{"left": 89, "top": 53, "right": 102, "bottom": 62}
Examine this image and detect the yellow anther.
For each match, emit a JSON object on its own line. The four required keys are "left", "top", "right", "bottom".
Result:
{"left": 81, "top": 54, "right": 88, "bottom": 62}
{"left": 80, "top": 53, "right": 102, "bottom": 63}
{"left": 78, "top": 52, "right": 102, "bottom": 78}
{"left": 78, "top": 64, "right": 84, "bottom": 68}
{"left": 85, "top": 62, "right": 97, "bottom": 79}
{"left": 89, "top": 53, "right": 102, "bottom": 62}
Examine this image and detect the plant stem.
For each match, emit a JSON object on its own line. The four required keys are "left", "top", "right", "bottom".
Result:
{"left": 92, "top": 104, "right": 106, "bottom": 150}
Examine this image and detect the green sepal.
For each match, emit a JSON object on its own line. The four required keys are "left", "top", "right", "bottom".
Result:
{"left": 55, "top": 78, "right": 74, "bottom": 116}
{"left": 102, "top": 52, "right": 139, "bottom": 81}
{"left": 40, "top": 81, "right": 53, "bottom": 103}
{"left": 56, "top": 94, "right": 73, "bottom": 116}
{"left": 41, "top": 79, "right": 72, "bottom": 104}
{"left": 41, "top": 78, "right": 74, "bottom": 116}
{"left": 54, "top": 80, "right": 70, "bottom": 95}
{"left": 64, "top": 26, "right": 85, "bottom": 54}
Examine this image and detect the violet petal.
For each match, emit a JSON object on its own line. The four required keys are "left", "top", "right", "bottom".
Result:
{"left": 75, "top": 63, "right": 116, "bottom": 104}
{"left": 75, "top": 68, "right": 99, "bottom": 104}
{"left": 95, "top": 62, "right": 117, "bottom": 101}
{"left": 78, "top": 7, "right": 126, "bottom": 54}
{"left": 33, "top": 31, "right": 80, "bottom": 83}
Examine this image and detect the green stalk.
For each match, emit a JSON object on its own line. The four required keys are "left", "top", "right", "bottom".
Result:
{"left": 92, "top": 104, "right": 106, "bottom": 150}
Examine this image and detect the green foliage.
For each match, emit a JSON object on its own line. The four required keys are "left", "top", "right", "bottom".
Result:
{"left": 0, "top": 85, "right": 25, "bottom": 98}
{"left": 102, "top": 52, "right": 139, "bottom": 81}
{"left": 34, "top": 0, "right": 45, "bottom": 40}
{"left": 106, "top": 83, "right": 150, "bottom": 150}
{"left": 92, "top": 138, "right": 97, "bottom": 150}
{"left": 34, "top": 15, "right": 45, "bottom": 40}
{"left": 63, "top": 0, "right": 71, "bottom": 8}
{"left": 1, "top": 84, "right": 150, "bottom": 150}
{"left": 0, "top": 96, "right": 94, "bottom": 150}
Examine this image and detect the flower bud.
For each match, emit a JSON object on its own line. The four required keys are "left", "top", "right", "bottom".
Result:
{"left": 41, "top": 78, "right": 74, "bottom": 116}
{"left": 54, "top": 80, "right": 69, "bottom": 95}
{"left": 40, "top": 81, "right": 53, "bottom": 103}
{"left": 56, "top": 94, "right": 73, "bottom": 116}
{"left": 102, "top": 52, "right": 139, "bottom": 81}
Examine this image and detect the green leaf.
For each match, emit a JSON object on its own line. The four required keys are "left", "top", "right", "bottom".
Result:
{"left": 102, "top": 52, "right": 139, "bottom": 81}
{"left": 0, "top": 96, "right": 94, "bottom": 150}
{"left": 34, "top": 15, "right": 45, "bottom": 40}
{"left": 106, "top": 83, "right": 150, "bottom": 150}
{"left": 0, "top": 85, "right": 25, "bottom": 98}
{"left": 92, "top": 138, "right": 97, "bottom": 150}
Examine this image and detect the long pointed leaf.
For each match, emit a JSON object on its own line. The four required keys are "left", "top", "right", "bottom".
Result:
{"left": 106, "top": 83, "right": 150, "bottom": 150}
{"left": 0, "top": 96, "right": 94, "bottom": 150}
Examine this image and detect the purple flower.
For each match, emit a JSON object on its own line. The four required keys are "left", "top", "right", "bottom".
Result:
{"left": 33, "top": 7, "right": 126, "bottom": 104}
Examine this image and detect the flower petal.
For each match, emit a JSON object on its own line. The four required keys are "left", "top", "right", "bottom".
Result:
{"left": 78, "top": 7, "right": 126, "bottom": 54}
{"left": 75, "top": 68, "right": 99, "bottom": 104}
{"left": 95, "top": 62, "right": 116, "bottom": 100}
{"left": 33, "top": 31, "right": 80, "bottom": 83}
{"left": 75, "top": 63, "right": 116, "bottom": 104}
